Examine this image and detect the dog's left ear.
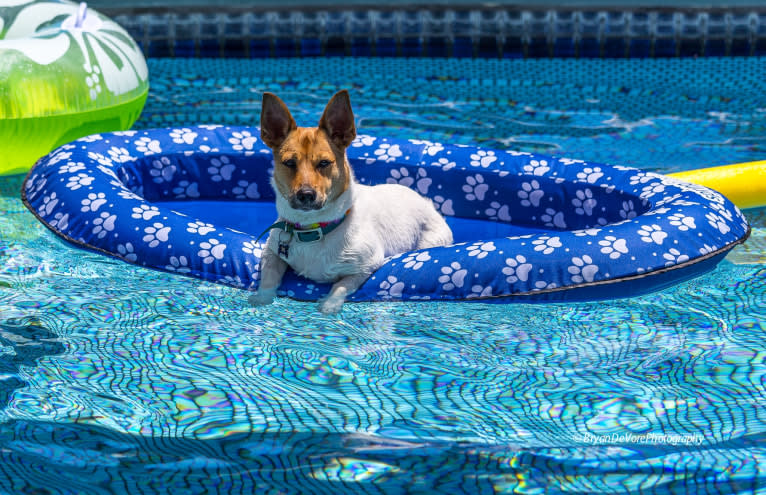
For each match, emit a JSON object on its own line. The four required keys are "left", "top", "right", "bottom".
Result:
{"left": 319, "top": 90, "right": 356, "bottom": 149}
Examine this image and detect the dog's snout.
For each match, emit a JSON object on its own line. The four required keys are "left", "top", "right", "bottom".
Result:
{"left": 296, "top": 187, "right": 316, "bottom": 205}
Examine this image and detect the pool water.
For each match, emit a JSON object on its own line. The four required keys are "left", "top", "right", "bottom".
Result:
{"left": 1, "top": 57, "right": 765, "bottom": 493}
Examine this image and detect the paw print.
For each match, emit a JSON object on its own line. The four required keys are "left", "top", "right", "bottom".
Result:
{"left": 402, "top": 251, "right": 431, "bottom": 270}
{"left": 233, "top": 180, "right": 260, "bottom": 199}
{"left": 374, "top": 143, "right": 403, "bottom": 162}
{"left": 438, "top": 262, "right": 468, "bottom": 290}
{"left": 352, "top": 135, "right": 376, "bottom": 147}
{"left": 143, "top": 223, "right": 171, "bottom": 247}
{"left": 638, "top": 224, "right": 667, "bottom": 245}
{"left": 229, "top": 130, "right": 257, "bottom": 151}
{"left": 432, "top": 157, "right": 456, "bottom": 171}
{"left": 107, "top": 146, "right": 136, "bottom": 164}
{"left": 47, "top": 149, "right": 73, "bottom": 166}
{"left": 131, "top": 204, "right": 160, "bottom": 220}
{"left": 166, "top": 255, "right": 191, "bottom": 273}
{"left": 668, "top": 213, "right": 696, "bottom": 231}
{"left": 598, "top": 236, "right": 629, "bottom": 259}
{"left": 573, "top": 228, "right": 602, "bottom": 237}
{"left": 170, "top": 128, "right": 198, "bottom": 145}
{"left": 640, "top": 183, "right": 666, "bottom": 199}
{"left": 50, "top": 212, "right": 69, "bottom": 231}
{"left": 629, "top": 172, "right": 654, "bottom": 186}
{"left": 533, "top": 236, "right": 562, "bottom": 255}
{"left": 568, "top": 255, "right": 599, "bottom": 283}
{"left": 432, "top": 195, "right": 455, "bottom": 216}
{"left": 572, "top": 189, "right": 596, "bottom": 215}
{"left": 469, "top": 150, "right": 496, "bottom": 168}
{"left": 197, "top": 144, "right": 220, "bottom": 154}
{"left": 518, "top": 181, "right": 544, "bottom": 207}
{"left": 541, "top": 208, "right": 566, "bottom": 229}
{"left": 87, "top": 151, "right": 112, "bottom": 166}
{"left": 410, "top": 139, "right": 444, "bottom": 156}
{"left": 377, "top": 276, "right": 404, "bottom": 299}
{"left": 77, "top": 134, "right": 103, "bottom": 143}
{"left": 705, "top": 212, "right": 731, "bottom": 235}
{"left": 485, "top": 202, "right": 511, "bottom": 221}
{"left": 663, "top": 248, "right": 690, "bottom": 266}
{"left": 467, "top": 241, "right": 496, "bottom": 259}
{"left": 576, "top": 167, "right": 604, "bottom": 184}
{"left": 699, "top": 244, "right": 716, "bottom": 256}
{"left": 172, "top": 181, "right": 200, "bottom": 199}
{"left": 187, "top": 221, "right": 215, "bottom": 235}
{"left": 387, "top": 168, "right": 431, "bottom": 194}
{"left": 59, "top": 162, "right": 85, "bottom": 174}
{"left": 523, "top": 159, "right": 549, "bottom": 176}
{"left": 533, "top": 280, "right": 558, "bottom": 291}
{"left": 242, "top": 240, "right": 263, "bottom": 257}
{"left": 117, "top": 243, "right": 137, "bottom": 262}
{"left": 620, "top": 200, "right": 637, "bottom": 220}
{"left": 207, "top": 156, "right": 236, "bottom": 182}
{"left": 198, "top": 239, "right": 226, "bottom": 264}
{"left": 80, "top": 192, "right": 107, "bottom": 212}
{"left": 135, "top": 137, "right": 162, "bottom": 155}
{"left": 66, "top": 173, "right": 95, "bottom": 190}
{"left": 467, "top": 284, "right": 492, "bottom": 299}
{"left": 84, "top": 63, "right": 102, "bottom": 100}
{"left": 463, "top": 174, "right": 489, "bottom": 201}
{"left": 149, "top": 157, "right": 176, "bottom": 183}
{"left": 92, "top": 212, "right": 117, "bottom": 239}
{"left": 502, "top": 255, "right": 533, "bottom": 283}
{"left": 219, "top": 275, "right": 245, "bottom": 288}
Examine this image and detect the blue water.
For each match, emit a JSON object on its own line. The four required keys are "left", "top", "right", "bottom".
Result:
{"left": 1, "top": 57, "right": 765, "bottom": 494}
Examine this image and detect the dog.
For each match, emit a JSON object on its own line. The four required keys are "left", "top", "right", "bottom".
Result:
{"left": 248, "top": 90, "right": 453, "bottom": 313}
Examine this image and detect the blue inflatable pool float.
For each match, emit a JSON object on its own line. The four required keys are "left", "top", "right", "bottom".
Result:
{"left": 22, "top": 126, "right": 750, "bottom": 303}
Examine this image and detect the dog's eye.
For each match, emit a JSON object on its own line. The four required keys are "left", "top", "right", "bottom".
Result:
{"left": 282, "top": 159, "right": 297, "bottom": 168}
{"left": 317, "top": 160, "right": 332, "bottom": 169}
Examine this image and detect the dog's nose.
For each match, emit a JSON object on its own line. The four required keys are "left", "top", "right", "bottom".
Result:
{"left": 295, "top": 187, "right": 317, "bottom": 205}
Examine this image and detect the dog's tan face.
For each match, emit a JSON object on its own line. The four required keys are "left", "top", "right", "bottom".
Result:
{"left": 260, "top": 91, "right": 356, "bottom": 211}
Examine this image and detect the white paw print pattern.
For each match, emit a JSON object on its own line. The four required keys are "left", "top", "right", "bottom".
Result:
{"left": 84, "top": 63, "right": 102, "bottom": 100}
{"left": 352, "top": 135, "right": 376, "bottom": 147}
{"left": 598, "top": 236, "right": 629, "bottom": 259}
{"left": 663, "top": 248, "right": 690, "bottom": 266}
{"left": 208, "top": 156, "right": 236, "bottom": 182}
{"left": 135, "top": 137, "right": 162, "bottom": 155}
{"left": 534, "top": 280, "right": 558, "bottom": 291}
{"left": 502, "top": 255, "right": 533, "bottom": 283}
{"left": 467, "top": 241, "right": 496, "bottom": 259}
{"left": 150, "top": 157, "right": 176, "bottom": 183}
{"left": 569, "top": 255, "right": 599, "bottom": 283}
{"left": 242, "top": 240, "right": 263, "bottom": 257}
{"left": 170, "top": 128, "right": 198, "bottom": 144}
{"left": 577, "top": 167, "right": 604, "bottom": 183}
{"left": 377, "top": 276, "right": 404, "bottom": 299}
{"left": 107, "top": 147, "right": 136, "bottom": 164}
{"left": 402, "top": 251, "right": 431, "bottom": 270}
{"left": 77, "top": 134, "right": 103, "bottom": 143}
{"left": 47, "top": 149, "right": 73, "bottom": 166}
{"left": 438, "top": 262, "right": 468, "bottom": 290}
{"left": 572, "top": 189, "right": 596, "bottom": 215}
{"left": 117, "top": 243, "right": 137, "bottom": 262}
{"left": 433, "top": 195, "right": 455, "bottom": 216}
{"left": 523, "top": 159, "right": 549, "bottom": 176}
{"left": 80, "top": 192, "right": 107, "bottom": 212}
{"left": 166, "top": 255, "right": 191, "bottom": 273}
{"left": 640, "top": 183, "right": 666, "bottom": 199}
{"left": 59, "top": 162, "right": 85, "bottom": 174}
{"left": 374, "top": 143, "right": 403, "bottom": 162}
{"left": 518, "top": 181, "right": 544, "bottom": 207}
{"left": 542, "top": 208, "right": 566, "bottom": 229}
{"left": 387, "top": 167, "right": 431, "bottom": 194}
{"left": 187, "top": 221, "right": 215, "bottom": 235}
{"left": 638, "top": 224, "right": 667, "bottom": 244}
{"left": 66, "top": 173, "right": 95, "bottom": 190}
{"left": 470, "top": 150, "right": 497, "bottom": 168}
{"left": 668, "top": 213, "right": 696, "bottom": 231}
{"left": 229, "top": 130, "right": 257, "bottom": 151}
{"left": 143, "top": 223, "right": 171, "bottom": 247}
{"left": 410, "top": 140, "right": 444, "bottom": 156}
{"left": 173, "top": 181, "right": 200, "bottom": 199}
{"left": 705, "top": 212, "right": 731, "bottom": 235}
{"left": 699, "top": 244, "right": 717, "bottom": 256}
{"left": 629, "top": 172, "right": 655, "bottom": 186}
{"left": 87, "top": 152, "right": 112, "bottom": 167}
{"left": 198, "top": 239, "right": 226, "bottom": 264}
{"left": 533, "top": 236, "right": 562, "bottom": 255}
{"left": 131, "top": 204, "right": 160, "bottom": 220}
{"left": 92, "top": 212, "right": 116, "bottom": 239}
{"left": 232, "top": 180, "right": 260, "bottom": 199}
{"left": 50, "top": 212, "right": 69, "bottom": 231}
{"left": 485, "top": 202, "right": 511, "bottom": 221}
{"left": 467, "top": 284, "right": 492, "bottom": 299}
{"left": 432, "top": 157, "right": 456, "bottom": 171}
{"left": 620, "top": 200, "right": 637, "bottom": 220}
{"left": 463, "top": 174, "right": 489, "bottom": 201}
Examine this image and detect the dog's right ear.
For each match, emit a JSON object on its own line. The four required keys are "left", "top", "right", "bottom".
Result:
{"left": 260, "top": 92, "right": 297, "bottom": 149}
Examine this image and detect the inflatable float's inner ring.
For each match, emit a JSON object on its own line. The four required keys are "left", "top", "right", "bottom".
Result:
{"left": 119, "top": 151, "right": 652, "bottom": 242}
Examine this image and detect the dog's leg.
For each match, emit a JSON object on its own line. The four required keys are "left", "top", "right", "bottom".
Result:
{"left": 248, "top": 248, "right": 288, "bottom": 306}
{"left": 318, "top": 273, "right": 369, "bottom": 314}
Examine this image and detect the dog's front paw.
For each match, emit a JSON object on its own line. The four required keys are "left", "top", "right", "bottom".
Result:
{"left": 248, "top": 288, "right": 277, "bottom": 307}
{"left": 318, "top": 294, "right": 345, "bottom": 314}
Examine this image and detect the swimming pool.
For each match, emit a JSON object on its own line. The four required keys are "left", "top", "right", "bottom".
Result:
{"left": 1, "top": 54, "right": 765, "bottom": 492}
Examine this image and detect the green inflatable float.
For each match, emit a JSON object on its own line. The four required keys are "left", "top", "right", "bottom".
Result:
{"left": 0, "top": 0, "right": 148, "bottom": 176}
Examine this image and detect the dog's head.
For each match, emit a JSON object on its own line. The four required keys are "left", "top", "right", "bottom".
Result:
{"left": 260, "top": 90, "right": 356, "bottom": 211}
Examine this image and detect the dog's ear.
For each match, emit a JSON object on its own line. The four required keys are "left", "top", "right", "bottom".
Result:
{"left": 319, "top": 90, "right": 356, "bottom": 149}
{"left": 260, "top": 92, "right": 297, "bottom": 149}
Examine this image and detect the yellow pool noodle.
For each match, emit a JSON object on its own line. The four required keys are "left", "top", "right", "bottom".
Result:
{"left": 668, "top": 160, "right": 766, "bottom": 210}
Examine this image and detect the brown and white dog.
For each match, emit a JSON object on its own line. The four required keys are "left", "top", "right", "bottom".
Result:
{"left": 249, "top": 90, "right": 453, "bottom": 313}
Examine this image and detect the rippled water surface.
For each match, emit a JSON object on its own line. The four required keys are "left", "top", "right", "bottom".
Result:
{"left": 1, "top": 57, "right": 765, "bottom": 494}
